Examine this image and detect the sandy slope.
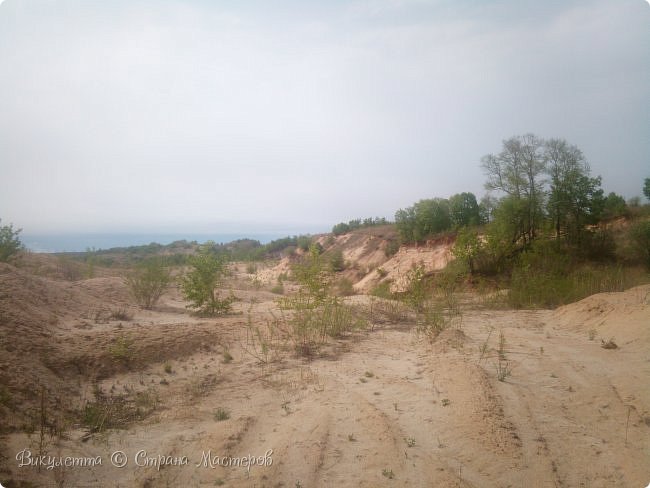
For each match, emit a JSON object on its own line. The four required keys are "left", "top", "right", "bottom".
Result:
{"left": 1, "top": 261, "right": 649, "bottom": 487}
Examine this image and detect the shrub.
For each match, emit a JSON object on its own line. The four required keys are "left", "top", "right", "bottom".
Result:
{"left": 270, "top": 283, "right": 285, "bottom": 295}
{"left": 328, "top": 249, "right": 345, "bottom": 272}
{"left": 0, "top": 219, "right": 22, "bottom": 262}
{"left": 384, "top": 239, "right": 400, "bottom": 257}
{"left": 629, "top": 221, "right": 650, "bottom": 269}
{"left": 125, "top": 258, "right": 171, "bottom": 310}
{"left": 278, "top": 245, "right": 367, "bottom": 356}
{"left": 508, "top": 241, "right": 647, "bottom": 308}
{"left": 181, "top": 244, "right": 234, "bottom": 316}
{"left": 370, "top": 281, "right": 392, "bottom": 299}
{"left": 336, "top": 277, "right": 355, "bottom": 296}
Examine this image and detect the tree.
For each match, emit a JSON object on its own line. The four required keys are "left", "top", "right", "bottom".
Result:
{"left": 644, "top": 178, "right": 650, "bottom": 201}
{"left": 602, "top": 192, "right": 627, "bottom": 219}
{"left": 479, "top": 194, "right": 498, "bottom": 224}
{"left": 481, "top": 134, "right": 546, "bottom": 244}
{"left": 126, "top": 258, "right": 171, "bottom": 309}
{"left": 0, "top": 219, "right": 23, "bottom": 262}
{"left": 544, "top": 138, "right": 603, "bottom": 243}
{"left": 452, "top": 228, "right": 482, "bottom": 274}
{"left": 449, "top": 192, "right": 480, "bottom": 228}
{"left": 181, "top": 243, "right": 233, "bottom": 316}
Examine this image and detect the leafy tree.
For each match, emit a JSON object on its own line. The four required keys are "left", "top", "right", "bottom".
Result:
{"left": 544, "top": 138, "right": 603, "bottom": 243}
{"left": 449, "top": 192, "right": 480, "bottom": 228}
{"left": 479, "top": 194, "right": 498, "bottom": 224}
{"left": 644, "top": 178, "right": 650, "bottom": 201}
{"left": 395, "top": 206, "right": 417, "bottom": 243}
{"left": 0, "top": 219, "right": 23, "bottom": 262}
{"left": 602, "top": 192, "right": 627, "bottom": 219}
{"left": 332, "top": 222, "right": 350, "bottom": 235}
{"left": 452, "top": 228, "right": 482, "bottom": 274}
{"left": 395, "top": 198, "right": 451, "bottom": 243}
{"left": 482, "top": 134, "right": 546, "bottom": 244}
{"left": 125, "top": 258, "right": 171, "bottom": 309}
{"left": 181, "top": 244, "right": 233, "bottom": 316}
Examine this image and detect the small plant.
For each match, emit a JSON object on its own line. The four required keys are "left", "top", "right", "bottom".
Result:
{"left": 496, "top": 360, "right": 511, "bottom": 381}
{"left": 497, "top": 329, "right": 507, "bottom": 360}
{"left": 364, "top": 371, "right": 374, "bottom": 378}
{"left": 110, "top": 307, "right": 133, "bottom": 321}
{"left": 348, "top": 433, "right": 356, "bottom": 442}
{"left": 214, "top": 479, "right": 225, "bottom": 486}
{"left": 270, "top": 283, "right": 285, "bottom": 295}
{"left": 588, "top": 329, "right": 597, "bottom": 341}
{"left": 441, "top": 398, "right": 450, "bottom": 407}
{"left": 359, "top": 377, "right": 368, "bottom": 383}
{"left": 163, "top": 363, "right": 173, "bottom": 374}
{"left": 213, "top": 407, "right": 230, "bottom": 421}
{"left": 376, "top": 267, "right": 388, "bottom": 278}
{"left": 222, "top": 351, "right": 233, "bottom": 363}
{"left": 246, "top": 262, "right": 258, "bottom": 274}
{"left": 405, "top": 437, "right": 416, "bottom": 447}
{"left": 382, "top": 468, "right": 395, "bottom": 479}
{"left": 109, "top": 335, "right": 134, "bottom": 365}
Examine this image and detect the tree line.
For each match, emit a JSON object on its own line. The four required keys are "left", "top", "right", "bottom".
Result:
{"left": 392, "top": 134, "right": 638, "bottom": 248}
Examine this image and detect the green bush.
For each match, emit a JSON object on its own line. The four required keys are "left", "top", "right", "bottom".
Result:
{"left": 508, "top": 241, "right": 647, "bottom": 308}
{"left": 0, "top": 219, "right": 22, "bottom": 262}
{"left": 629, "top": 220, "right": 650, "bottom": 269}
{"left": 181, "top": 244, "right": 234, "bottom": 316}
{"left": 329, "top": 249, "right": 346, "bottom": 272}
{"left": 384, "top": 239, "right": 400, "bottom": 257}
{"left": 125, "top": 258, "right": 171, "bottom": 309}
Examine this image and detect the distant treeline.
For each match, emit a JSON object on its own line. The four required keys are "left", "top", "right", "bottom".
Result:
{"left": 64, "top": 234, "right": 318, "bottom": 266}
{"left": 331, "top": 217, "right": 389, "bottom": 236}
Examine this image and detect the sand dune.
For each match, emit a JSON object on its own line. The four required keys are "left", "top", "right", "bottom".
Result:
{"left": 1, "top": 259, "right": 649, "bottom": 487}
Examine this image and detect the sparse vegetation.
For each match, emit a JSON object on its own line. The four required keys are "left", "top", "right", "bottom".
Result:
{"left": 125, "top": 257, "right": 171, "bottom": 310}
{"left": 109, "top": 307, "right": 133, "bottom": 321}
{"left": 82, "top": 388, "right": 158, "bottom": 433}
{"left": 108, "top": 335, "right": 134, "bottom": 365}
{"left": 213, "top": 407, "right": 230, "bottom": 421}
{"left": 277, "top": 244, "right": 367, "bottom": 357}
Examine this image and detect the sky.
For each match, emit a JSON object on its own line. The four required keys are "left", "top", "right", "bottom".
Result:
{"left": 1, "top": 0, "right": 649, "bottom": 236}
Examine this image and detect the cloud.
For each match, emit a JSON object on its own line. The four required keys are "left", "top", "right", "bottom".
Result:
{"left": 0, "top": 0, "right": 648, "bottom": 234}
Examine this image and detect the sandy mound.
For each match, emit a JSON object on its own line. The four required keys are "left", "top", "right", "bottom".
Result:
{"left": 552, "top": 284, "right": 650, "bottom": 350}
{"left": 355, "top": 240, "right": 455, "bottom": 293}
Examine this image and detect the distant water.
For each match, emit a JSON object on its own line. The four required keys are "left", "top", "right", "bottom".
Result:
{"left": 22, "top": 233, "right": 295, "bottom": 253}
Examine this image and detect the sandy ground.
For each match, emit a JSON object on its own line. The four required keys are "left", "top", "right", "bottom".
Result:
{"left": 1, "top": 262, "right": 649, "bottom": 487}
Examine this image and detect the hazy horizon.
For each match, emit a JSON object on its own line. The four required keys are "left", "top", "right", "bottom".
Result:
{"left": 1, "top": 0, "right": 649, "bottom": 236}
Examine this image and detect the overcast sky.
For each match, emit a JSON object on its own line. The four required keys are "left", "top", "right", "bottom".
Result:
{"left": 1, "top": 0, "right": 649, "bottom": 235}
